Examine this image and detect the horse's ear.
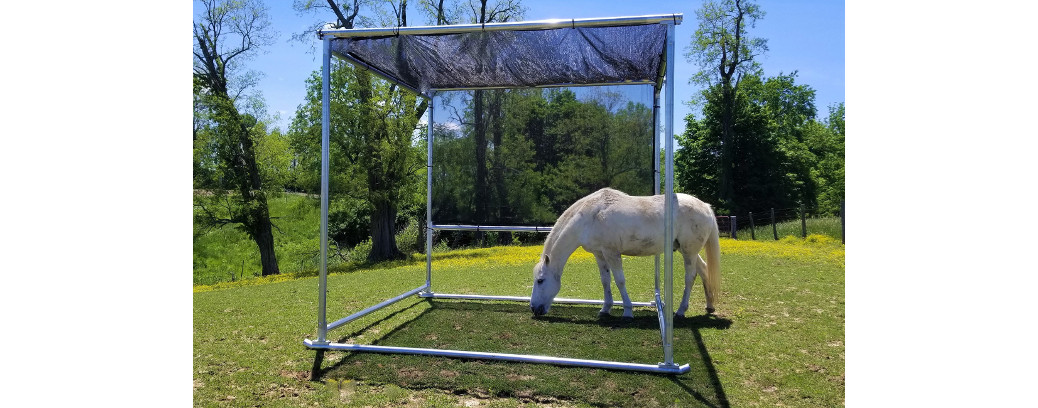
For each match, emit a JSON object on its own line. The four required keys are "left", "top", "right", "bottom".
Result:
{"left": 544, "top": 255, "right": 550, "bottom": 266}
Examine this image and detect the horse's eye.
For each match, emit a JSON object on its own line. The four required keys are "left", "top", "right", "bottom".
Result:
{"left": 536, "top": 279, "right": 544, "bottom": 285}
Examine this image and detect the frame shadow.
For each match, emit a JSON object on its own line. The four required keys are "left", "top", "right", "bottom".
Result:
{"left": 310, "top": 298, "right": 732, "bottom": 407}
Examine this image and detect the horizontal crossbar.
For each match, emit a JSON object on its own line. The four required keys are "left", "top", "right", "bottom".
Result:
{"left": 326, "top": 284, "right": 429, "bottom": 332}
{"left": 319, "top": 14, "right": 683, "bottom": 38}
{"left": 419, "top": 292, "right": 655, "bottom": 307}
{"left": 430, "top": 224, "right": 553, "bottom": 233}
{"left": 303, "top": 339, "right": 690, "bottom": 374}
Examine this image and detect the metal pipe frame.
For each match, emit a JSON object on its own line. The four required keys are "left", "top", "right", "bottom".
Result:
{"left": 652, "top": 83, "right": 665, "bottom": 348}
{"left": 425, "top": 92, "right": 435, "bottom": 294}
{"left": 315, "top": 36, "right": 332, "bottom": 345}
{"left": 304, "top": 339, "right": 690, "bottom": 374}
{"left": 661, "top": 19, "right": 678, "bottom": 369}
{"left": 432, "top": 80, "right": 656, "bottom": 92}
{"left": 307, "top": 17, "right": 688, "bottom": 375}
{"left": 320, "top": 14, "right": 683, "bottom": 38}
{"left": 327, "top": 285, "right": 429, "bottom": 331}
{"left": 418, "top": 292, "right": 655, "bottom": 307}
{"left": 431, "top": 224, "right": 553, "bottom": 233}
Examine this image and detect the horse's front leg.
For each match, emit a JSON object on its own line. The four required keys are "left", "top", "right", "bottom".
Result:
{"left": 603, "top": 251, "right": 634, "bottom": 319}
{"left": 593, "top": 253, "right": 613, "bottom": 316}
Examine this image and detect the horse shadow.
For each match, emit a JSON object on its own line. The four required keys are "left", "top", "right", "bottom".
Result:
{"left": 310, "top": 298, "right": 732, "bottom": 407}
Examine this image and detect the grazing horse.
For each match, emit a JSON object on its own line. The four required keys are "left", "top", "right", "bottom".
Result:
{"left": 529, "top": 188, "right": 721, "bottom": 318}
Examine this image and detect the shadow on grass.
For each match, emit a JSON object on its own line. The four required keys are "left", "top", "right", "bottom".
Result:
{"left": 310, "top": 298, "right": 433, "bottom": 381}
{"left": 310, "top": 298, "right": 732, "bottom": 407}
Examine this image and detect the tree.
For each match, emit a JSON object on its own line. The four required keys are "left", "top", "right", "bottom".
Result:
{"left": 678, "top": 69, "right": 845, "bottom": 215}
{"left": 741, "top": 71, "right": 819, "bottom": 209}
{"left": 193, "top": 0, "right": 282, "bottom": 276}
{"left": 813, "top": 103, "right": 845, "bottom": 214}
{"left": 677, "top": 80, "right": 782, "bottom": 214}
{"left": 686, "top": 0, "right": 768, "bottom": 210}
{"left": 293, "top": 0, "right": 451, "bottom": 261}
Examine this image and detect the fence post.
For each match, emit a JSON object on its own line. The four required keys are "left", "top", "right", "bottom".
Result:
{"left": 800, "top": 205, "right": 806, "bottom": 239}
{"left": 731, "top": 216, "right": 737, "bottom": 239}
{"left": 841, "top": 201, "right": 845, "bottom": 244}
{"left": 749, "top": 212, "right": 756, "bottom": 240}
{"left": 771, "top": 208, "right": 778, "bottom": 240}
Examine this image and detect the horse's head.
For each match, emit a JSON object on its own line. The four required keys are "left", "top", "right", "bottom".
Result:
{"left": 530, "top": 254, "right": 562, "bottom": 316}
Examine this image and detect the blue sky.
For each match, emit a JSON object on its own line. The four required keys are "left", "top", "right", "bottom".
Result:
{"left": 246, "top": 0, "right": 845, "bottom": 134}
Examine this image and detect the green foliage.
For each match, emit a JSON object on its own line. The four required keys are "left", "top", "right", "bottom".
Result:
{"left": 679, "top": 0, "right": 844, "bottom": 217}
{"left": 677, "top": 72, "right": 843, "bottom": 215}
{"left": 677, "top": 78, "right": 786, "bottom": 213}
{"left": 194, "top": 193, "right": 439, "bottom": 286}
{"left": 686, "top": 0, "right": 768, "bottom": 88}
{"left": 815, "top": 103, "right": 845, "bottom": 214}
{"left": 432, "top": 87, "right": 655, "bottom": 246}
{"left": 288, "top": 61, "right": 428, "bottom": 255}
{"left": 194, "top": 194, "right": 320, "bottom": 285}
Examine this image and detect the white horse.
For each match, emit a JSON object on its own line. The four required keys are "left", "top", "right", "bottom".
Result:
{"left": 529, "top": 188, "right": 721, "bottom": 318}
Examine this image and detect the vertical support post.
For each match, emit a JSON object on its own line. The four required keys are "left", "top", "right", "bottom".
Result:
{"left": 662, "top": 21, "right": 676, "bottom": 367}
{"left": 425, "top": 92, "right": 435, "bottom": 294}
{"left": 800, "top": 205, "right": 806, "bottom": 238}
{"left": 316, "top": 35, "right": 332, "bottom": 345}
{"left": 749, "top": 212, "right": 756, "bottom": 240}
{"left": 652, "top": 89, "right": 661, "bottom": 295}
{"left": 771, "top": 208, "right": 778, "bottom": 240}
{"left": 731, "top": 216, "right": 737, "bottom": 240}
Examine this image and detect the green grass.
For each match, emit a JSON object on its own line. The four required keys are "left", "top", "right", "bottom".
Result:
{"left": 193, "top": 194, "right": 426, "bottom": 286}
{"left": 194, "top": 239, "right": 844, "bottom": 407}
{"left": 739, "top": 216, "right": 843, "bottom": 242}
{"left": 194, "top": 193, "right": 322, "bottom": 285}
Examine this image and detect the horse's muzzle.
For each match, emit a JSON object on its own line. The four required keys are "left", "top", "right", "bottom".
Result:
{"left": 531, "top": 305, "right": 547, "bottom": 316}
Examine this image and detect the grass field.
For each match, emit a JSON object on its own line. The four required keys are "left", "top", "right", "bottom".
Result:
{"left": 194, "top": 238, "right": 844, "bottom": 407}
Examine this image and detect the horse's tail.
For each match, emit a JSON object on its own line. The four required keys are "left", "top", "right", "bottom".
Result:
{"left": 704, "top": 217, "right": 722, "bottom": 308}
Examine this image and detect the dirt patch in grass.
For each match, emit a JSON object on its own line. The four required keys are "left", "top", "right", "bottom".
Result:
{"left": 505, "top": 373, "right": 536, "bottom": 381}
{"left": 279, "top": 369, "right": 310, "bottom": 381}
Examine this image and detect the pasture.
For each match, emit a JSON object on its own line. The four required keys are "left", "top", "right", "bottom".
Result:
{"left": 194, "top": 239, "right": 844, "bottom": 407}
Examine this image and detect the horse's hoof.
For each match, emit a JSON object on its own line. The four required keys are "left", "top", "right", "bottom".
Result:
{"left": 705, "top": 307, "right": 715, "bottom": 315}
{"left": 674, "top": 312, "right": 686, "bottom": 319}
{"left": 598, "top": 311, "right": 610, "bottom": 318}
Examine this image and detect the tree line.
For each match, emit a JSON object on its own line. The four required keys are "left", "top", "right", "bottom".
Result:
{"left": 193, "top": 0, "right": 844, "bottom": 277}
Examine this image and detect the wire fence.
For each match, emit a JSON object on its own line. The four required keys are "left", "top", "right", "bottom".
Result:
{"left": 717, "top": 202, "right": 845, "bottom": 243}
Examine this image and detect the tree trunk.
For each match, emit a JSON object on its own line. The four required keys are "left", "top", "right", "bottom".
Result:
{"left": 253, "top": 216, "right": 280, "bottom": 276}
{"left": 367, "top": 198, "right": 403, "bottom": 262}
{"left": 473, "top": 89, "right": 488, "bottom": 245}
{"left": 490, "top": 90, "right": 509, "bottom": 244}
{"left": 719, "top": 82, "right": 736, "bottom": 212}
{"left": 238, "top": 114, "right": 281, "bottom": 276}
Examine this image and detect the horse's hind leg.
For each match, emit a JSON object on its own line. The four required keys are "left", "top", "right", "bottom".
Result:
{"left": 602, "top": 251, "right": 634, "bottom": 319}
{"left": 593, "top": 252, "right": 613, "bottom": 316}
{"left": 675, "top": 252, "right": 702, "bottom": 317}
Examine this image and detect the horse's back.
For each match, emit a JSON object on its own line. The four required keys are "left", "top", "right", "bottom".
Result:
{"left": 576, "top": 188, "right": 714, "bottom": 256}
{"left": 579, "top": 189, "right": 665, "bottom": 256}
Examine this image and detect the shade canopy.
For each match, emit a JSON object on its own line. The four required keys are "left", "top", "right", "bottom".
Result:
{"left": 319, "top": 15, "right": 681, "bottom": 94}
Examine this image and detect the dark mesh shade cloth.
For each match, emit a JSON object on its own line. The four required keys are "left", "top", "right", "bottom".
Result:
{"left": 331, "top": 24, "right": 667, "bottom": 92}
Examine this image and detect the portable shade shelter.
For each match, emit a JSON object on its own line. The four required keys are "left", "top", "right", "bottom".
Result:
{"left": 304, "top": 14, "right": 689, "bottom": 374}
